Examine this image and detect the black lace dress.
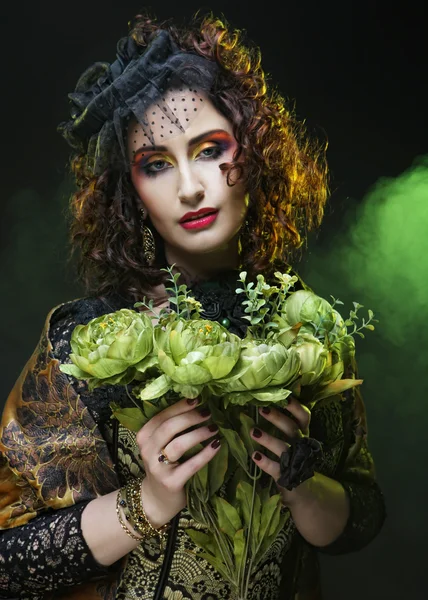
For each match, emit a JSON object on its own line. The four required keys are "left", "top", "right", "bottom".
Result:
{"left": 0, "top": 269, "right": 386, "bottom": 599}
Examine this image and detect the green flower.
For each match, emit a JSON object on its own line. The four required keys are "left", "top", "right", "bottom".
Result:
{"left": 293, "top": 333, "right": 329, "bottom": 386}
{"left": 280, "top": 290, "right": 347, "bottom": 342}
{"left": 138, "top": 318, "right": 241, "bottom": 400}
{"left": 59, "top": 309, "right": 155, "bottom": 389}
{"left": 211, "top": 340, "right": 301, "bottom": 406}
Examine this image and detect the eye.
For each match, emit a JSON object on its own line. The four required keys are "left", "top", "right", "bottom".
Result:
{"left": 197, "top": 144, "right": 223, "bottom": 160}
{"left": 141, "top": 158, "right": 172, "bottom": 176}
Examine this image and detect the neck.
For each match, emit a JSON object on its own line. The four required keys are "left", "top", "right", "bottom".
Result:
{"left": 164, "top": 238, "right": 240, "bottom": 282}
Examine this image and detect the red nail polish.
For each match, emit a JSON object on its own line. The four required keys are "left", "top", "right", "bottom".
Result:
{"left": 208, "top": 423, "right": 219, "bottom": 432}
{"left": 252, "top": 427, "right": 262, "bottom": 438}
{"left": 261, "top": 407, "right": 271, "bottom": 415}
{"left": 211, "top": 438, "right": 221, "bottom": 449}
{"left": 187, "top": 398, "right": 199, "bottom": 405}
{"left": 254, "top": 452, "right": 262, "bottom": 461}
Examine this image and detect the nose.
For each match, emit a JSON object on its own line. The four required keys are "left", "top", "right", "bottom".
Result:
{"left": 177, "top": 163, "right": 205, "bottom": 206}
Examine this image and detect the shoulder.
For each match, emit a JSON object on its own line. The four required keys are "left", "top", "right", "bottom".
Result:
{"left": 47, "top": 294, "right": 134, "bottom": 362}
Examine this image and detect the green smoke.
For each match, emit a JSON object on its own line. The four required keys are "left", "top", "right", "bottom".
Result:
{"left": 300, "top": 157, "right": 428, "bottom": 595}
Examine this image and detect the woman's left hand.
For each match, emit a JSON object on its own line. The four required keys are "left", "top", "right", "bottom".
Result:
{"left": 250, "top": 396, "right": 313, "bottom": 504}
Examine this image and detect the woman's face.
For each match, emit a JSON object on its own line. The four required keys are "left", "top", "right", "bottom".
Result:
{"left": 127, "top": 89, "right": 248, "bottom": 263}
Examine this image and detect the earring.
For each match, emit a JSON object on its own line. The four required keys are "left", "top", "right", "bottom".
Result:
{"left": 140, "top": 209, "right": 156, "bottom": 265}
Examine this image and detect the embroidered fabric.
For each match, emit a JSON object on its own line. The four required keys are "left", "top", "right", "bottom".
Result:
{"left": 0, "top": 271, "right": 386, "bottom": 598}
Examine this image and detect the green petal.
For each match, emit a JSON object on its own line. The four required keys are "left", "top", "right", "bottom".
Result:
{"left": 59, "top": 363, "right": 90, "bottom": 379}
{"left": 158, "top": 350, "right": 176, "bottom": 377}
{"left": 172, "top": 364, "right": 212, "bottom": 385}
{"left": 138, "top": 374, "right": 172, "bottom": 401}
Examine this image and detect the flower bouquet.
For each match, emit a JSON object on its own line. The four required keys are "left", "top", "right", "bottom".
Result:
{"left": 60, "top": 267, "right": 377, "bottom": 599}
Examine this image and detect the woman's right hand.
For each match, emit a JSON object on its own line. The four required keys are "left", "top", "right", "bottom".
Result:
{"left": 136, "top": 397, "right": 220, "bottom": 529}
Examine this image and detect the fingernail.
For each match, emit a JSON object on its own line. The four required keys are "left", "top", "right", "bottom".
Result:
{"left": 187, "top": 398, "right": 199, "bottom": 405}
{"left": 252, "top": 427, "right": 262, "bottom": 438}
{"left": 261, "top": 407, "right": 271, "bottom": 415}
{"left": 211, "top": 438, "right": 221, "bottom": 449}
{"left": 253, "top": 452, "right": 262, "bottom": 461}
{"left": 208, "top": 423, "right": 219, "bottom": 432}
{"left": 199, "top": 408, "right": 211, "bottom": 417}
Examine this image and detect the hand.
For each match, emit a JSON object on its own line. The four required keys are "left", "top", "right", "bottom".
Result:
{"left": 136, "top": 397, "right": 221, "bottom": 528}
{"left": 250, "top": 396, "right": 313, "bottom": 505}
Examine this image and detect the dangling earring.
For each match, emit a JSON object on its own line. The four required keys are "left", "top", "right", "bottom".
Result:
{"left": 140, "top": 209, "right": 156, "bottom": 265}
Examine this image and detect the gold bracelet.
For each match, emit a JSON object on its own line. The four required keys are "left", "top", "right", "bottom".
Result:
{"left": 115, "top": 489, "right": 142, "bottom": 542}
{"left": 126, "top": 477, "right": 170, "bottom": 540}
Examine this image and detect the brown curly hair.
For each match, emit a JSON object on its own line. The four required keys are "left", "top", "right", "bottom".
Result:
{"left": 67, "top": 11, "right": 329, "bottom": 301}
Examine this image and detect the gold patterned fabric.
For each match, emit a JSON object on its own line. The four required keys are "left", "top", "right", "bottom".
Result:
{"left": 0, "top": 291, "right": 386, "bottom": 599}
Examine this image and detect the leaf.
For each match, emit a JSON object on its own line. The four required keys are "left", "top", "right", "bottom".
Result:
{"left": 239, "top": 412, "right": 257, "bottom": 456}
{"left": 313, "top": 378, "right": 363, "bottom": 402}
{"left": 233, "top": 529, "right": 246, "bottom": 579}
{"left": 219, "top": 427, "right": 249, "bottom": 472}
{"left": 365, "top": 324, "right": 375, "bottom": 331}
{"left": 212, "top": 496, "right": 242, "bottom": 539}
{"left": 236, "top": 481, "right": 261, "bottom": 555}
{"left": 197, "top": 552, "right": 231, "bottom": 582}
{"left": 185, "top": 529, "right": 217, "bottom": 555}
{"left": 110, "top": 405, "right": 147, "bottom": 432}
{"left": 208, "top": 441, "right": 229, "bottom": 496}
{"left": 236, "top": 481, "right": 254, "bottom": 527}
{"left": 255, "top": 509, "right": 289, "bottom": 566}
{"left": 258, "top": 493, "right": 281, "bottom": 550}
{"left": 141, "top": 400, "right": 162, "bottom": 420}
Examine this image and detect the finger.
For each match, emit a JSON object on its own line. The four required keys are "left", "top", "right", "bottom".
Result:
{"left": 250, "top": 427, "right": 288, "bottom": 458}
{"left": 285, "top": 396, "right": 311, "bottom": 435}
{"left": 162, "top": 423, "right": 219, "bottom": 463}
{"left": 138, "top": 397, "right": 200, "bottom": 439}
{"left": 259, "top": 406, "right": 302, "bottom": 441}
{"left": 252, "top": 450, "right": 281, "bottom": 481}
{"left": 174, "top": 437, "right": 222, "bottom": 485}
{"left": 137, "top": 402, "right": 211, "bottom": 453}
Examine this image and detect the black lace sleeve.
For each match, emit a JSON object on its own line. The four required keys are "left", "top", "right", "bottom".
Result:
{"left": 0, "top": 503, "right": 112, "bottom": 598}
{"left": 315, "top": 360, "right": 386, "bottom": 555}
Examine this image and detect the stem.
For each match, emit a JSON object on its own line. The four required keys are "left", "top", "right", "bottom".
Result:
{"left": 239, "top": 405, "right": 260, "bottom": 599}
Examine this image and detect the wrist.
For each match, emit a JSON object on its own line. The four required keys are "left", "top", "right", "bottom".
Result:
{"left": 281, "top": 471, "right": 319, "bottom": 510}
{"left": 140, "top": 478, "right": 172, "bottom": 530}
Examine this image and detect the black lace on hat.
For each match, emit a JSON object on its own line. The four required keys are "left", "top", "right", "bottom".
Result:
{"left": 57, "top": 30, "right": 218, "bottom": 175}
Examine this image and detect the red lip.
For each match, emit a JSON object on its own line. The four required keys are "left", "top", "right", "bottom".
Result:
{"left": 179, "top": 207, "right": 218, "bottom": 223}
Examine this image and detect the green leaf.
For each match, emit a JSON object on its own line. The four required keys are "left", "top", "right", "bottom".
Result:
{"left": 236, "top": 481, "right": 254, "bottom": 527}
{"left": 141, "top": 400, "right": 163, "bottom": 420}
{"left": 110, "top": 405, "right": 147, "bottom": 432}
{"left": 197, "top": 552, "right": 231, "bottom": 582}
{"left": 185, "top": 529, "right": 217, "bottom": 555}
{"left": 208, "top": 441, "right": 228, "bottom": 496}
{"left": 212, "top": 496, "right": 242, "bottom": 539}
{"left": 259, "top": 493, "right": 281, "bottom": 548}
{"left": 233, "top": 529, "right": 246, "bottom": 579}
{"left": 236, "top": 481, "right": 261, "bottom": 555}
{"left": 239, "top": 412, "right": 257, "bottom": 455}
{"left": 219, "top": 427, "right": 249, "bottom": 472}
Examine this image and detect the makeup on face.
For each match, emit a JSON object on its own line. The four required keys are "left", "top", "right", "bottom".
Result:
{"left": 131, "top": 129, "right": 235, "bottom": 180}
{"left": 127, "top": 89, "right": 248, "bottom": 269}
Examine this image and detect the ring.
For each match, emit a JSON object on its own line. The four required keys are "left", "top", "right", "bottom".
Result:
{"left": 158, "top": 447, "right": 174, "bottom": 465}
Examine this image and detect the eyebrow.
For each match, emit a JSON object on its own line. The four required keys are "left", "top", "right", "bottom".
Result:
{"left": 132, "top": 128, "right": 232, "bottom": 158}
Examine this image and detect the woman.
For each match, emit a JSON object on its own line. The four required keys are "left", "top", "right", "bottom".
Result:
{"left": 0, "top": 12, "right": 386, "bottom": 600}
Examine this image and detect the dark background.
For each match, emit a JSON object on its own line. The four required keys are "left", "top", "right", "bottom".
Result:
{"left": 1, "top": 2, "right": 427, "bottom": 599}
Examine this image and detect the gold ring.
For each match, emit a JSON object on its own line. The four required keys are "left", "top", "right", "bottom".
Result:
{"left": 158, "top": 447, "right": 173, "bottom": 465}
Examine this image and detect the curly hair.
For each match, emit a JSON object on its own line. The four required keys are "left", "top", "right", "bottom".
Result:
{"left": 67, "top": 11, "right": 329, "bottom": 301}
